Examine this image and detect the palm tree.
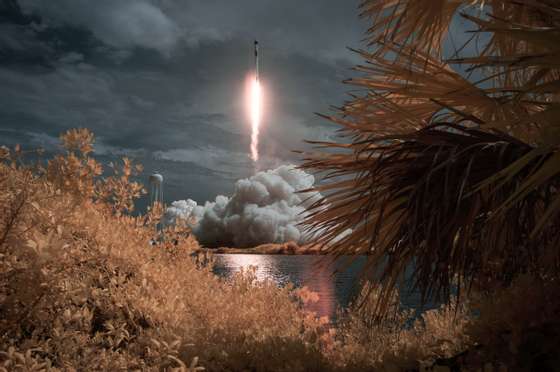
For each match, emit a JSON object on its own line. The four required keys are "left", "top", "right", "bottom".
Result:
{"left": 302, "top": 0, "right": 560, "bottom": 317}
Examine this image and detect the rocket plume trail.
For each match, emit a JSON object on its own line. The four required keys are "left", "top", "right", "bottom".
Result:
{"left": 250, "top": 76, "right": 261, "bottom": 162}
{"left": 249, "top": 40, "right": 261, "bottom": 164}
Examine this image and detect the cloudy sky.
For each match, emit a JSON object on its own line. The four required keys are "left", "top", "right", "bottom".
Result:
{"left": 0, "top": 0, "right": 368, "bottom": 207}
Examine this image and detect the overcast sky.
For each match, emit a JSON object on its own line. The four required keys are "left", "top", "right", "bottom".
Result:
{"left": 0, "top": 0, "right": 368, "bottom": 206}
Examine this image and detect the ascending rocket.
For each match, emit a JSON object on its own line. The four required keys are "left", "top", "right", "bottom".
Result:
{"left": 254, "top": 40, "right": 259, "bottom": 82}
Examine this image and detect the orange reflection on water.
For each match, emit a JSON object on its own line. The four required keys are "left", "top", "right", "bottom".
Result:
{"left": 213, "top": 254, "right": 338, "bottom": 321}
{"left": 299, "top": 259, "right": 336, "bottom": 320}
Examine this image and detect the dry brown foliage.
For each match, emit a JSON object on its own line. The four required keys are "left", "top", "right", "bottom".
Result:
{"left": 0, "top": 131, "right": 332, "bottom": 371}
{"left": 1, "top": 128, "right": 514, "bottom": 371}
{"left": 464, "top": 274, "right": 560, "bottom": 370}
{"left": 329, "top": 282, "right": 471, "bottom": 371}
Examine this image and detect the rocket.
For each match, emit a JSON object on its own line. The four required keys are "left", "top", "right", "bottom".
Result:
{"left": 254, "top": 40, "right": 259, "bottom": 82}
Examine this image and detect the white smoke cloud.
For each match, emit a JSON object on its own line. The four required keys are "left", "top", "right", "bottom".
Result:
{"left": 164, "top": 164, "right": 322, "bottom": 247}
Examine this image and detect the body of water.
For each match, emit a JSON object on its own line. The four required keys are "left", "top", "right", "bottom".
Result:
{"left": 212, "top": 254, "right": 436, "bottom": 321}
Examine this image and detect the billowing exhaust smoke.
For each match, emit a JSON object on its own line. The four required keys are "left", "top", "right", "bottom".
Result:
{"left": 164, "top": 164, "right": 322, "bottom": 247}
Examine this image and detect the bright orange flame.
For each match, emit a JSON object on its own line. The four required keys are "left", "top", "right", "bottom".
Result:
{"left": 249, "top": 76, "right": 262, "bottom": 162}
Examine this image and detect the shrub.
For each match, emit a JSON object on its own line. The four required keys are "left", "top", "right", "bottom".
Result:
{"left": 0, "top": 131, "right": 330, "bottom": 371}
{"left": 328, "top": 282, "right": 470, "bottom": 371}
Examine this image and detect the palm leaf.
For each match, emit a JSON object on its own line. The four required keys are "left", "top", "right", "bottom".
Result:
{"left": 302, "top": 0, "right": 560, "bottom": 318}
{"left": 302, "top": 125, "right": 560, "bottom": 316}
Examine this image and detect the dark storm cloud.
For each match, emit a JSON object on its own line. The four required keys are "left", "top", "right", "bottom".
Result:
{"left": 19, "top": 0, "right": 182, "bottom": 54}
{"left": 18, "top": 0, "right": 366, "bottom": 61}
{"left": 0, "top": 0, "right": 367, "bottom": 205}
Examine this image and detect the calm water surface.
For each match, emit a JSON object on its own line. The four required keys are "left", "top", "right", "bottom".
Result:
{"left": 212, "top": 254, "right": 436, "bottom": 321}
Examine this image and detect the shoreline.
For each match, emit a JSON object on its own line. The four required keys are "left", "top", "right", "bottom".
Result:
{"left": 195, "top": 241, "right": 328, "bottom": 255}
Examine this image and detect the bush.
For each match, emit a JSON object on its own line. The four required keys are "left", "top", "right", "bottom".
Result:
{"left": 0, "top": 131, "right": 329, "bottom": 371}
{"left": 328, "top": 282, "right": 470, "bottom": 371}
{"left": 1, "top": 128, "right": 481, "bottom": 371}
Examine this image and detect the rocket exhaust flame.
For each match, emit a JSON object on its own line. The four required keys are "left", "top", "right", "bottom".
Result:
{"left": 249, "top": 40, "right": 261, "bottom": 163}
{"left": 250, "top": 77, "right": 261, "bottom": 162}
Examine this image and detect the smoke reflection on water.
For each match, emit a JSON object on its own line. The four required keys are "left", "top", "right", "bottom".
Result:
{"left": 212, "top": 254, "right": 365, "bottom": 321}
{"left": 212, "top": 254, "right": 441, "bottom": 322}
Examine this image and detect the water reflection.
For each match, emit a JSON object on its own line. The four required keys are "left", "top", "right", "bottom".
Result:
{"left": 212, "top": 254, "right": 364, "bottom": 321}
{"left": 213, "top": 254, "right": 281, "bottom": 282}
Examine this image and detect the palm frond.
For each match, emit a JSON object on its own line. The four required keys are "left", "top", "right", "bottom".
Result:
{"left": 302, "top": 125, "right": 560, "bottom": 316}
{"left": 359, "top": 0, "right": 468, "bottom": 56}
{"left": 303, "top": 0, "right": 560, "bottom": 318}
